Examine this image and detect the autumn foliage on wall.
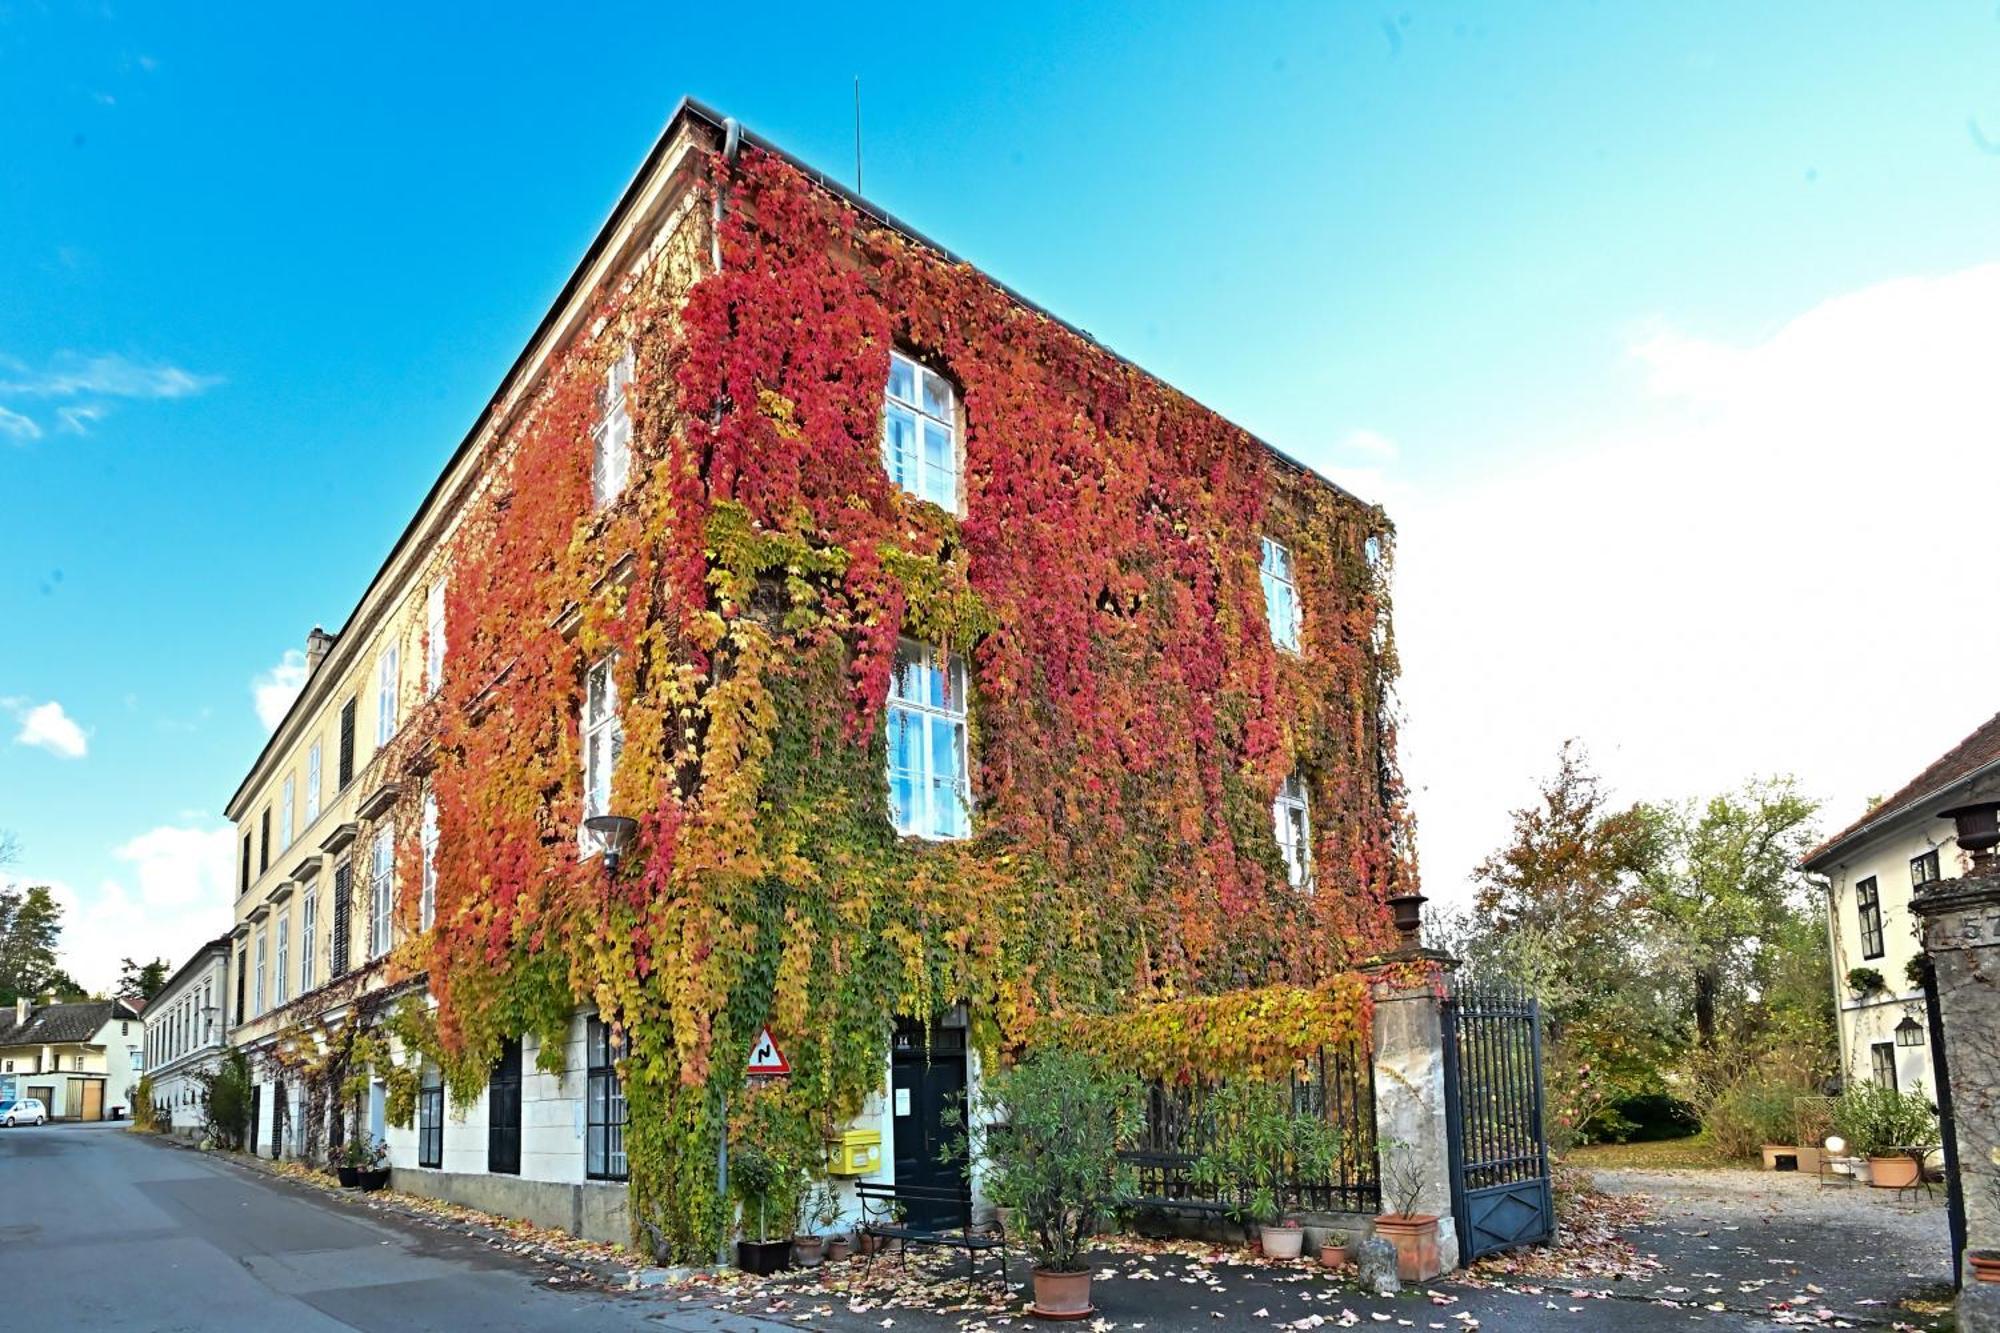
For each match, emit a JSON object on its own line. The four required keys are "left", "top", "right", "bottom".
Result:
{"left": 409, "top": 146, "right": 1407, "bottom": 1258}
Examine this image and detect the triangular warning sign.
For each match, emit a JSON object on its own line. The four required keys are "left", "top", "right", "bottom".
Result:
{"left": 747, "top": 1026, "right": 790, "bottom": 1076}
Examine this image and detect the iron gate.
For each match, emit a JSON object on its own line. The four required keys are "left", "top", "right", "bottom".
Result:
{"left": 1441, "top": 981, "right": 1553, "bottom": 1262}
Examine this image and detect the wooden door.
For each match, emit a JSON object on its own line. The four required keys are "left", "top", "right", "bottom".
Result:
{"left": 81, "top": 1081, "right": 104, "bottom": 1122}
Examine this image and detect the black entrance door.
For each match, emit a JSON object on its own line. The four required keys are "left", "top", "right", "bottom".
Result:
{"left": 248, "top": 1084, "right": 261, "bottom": 1154}
{"left": 489, "top": 1037, "right": 522, "bottom": 1175}
{"left": 890, "top": 1018, "right": 968, "bottom": 1229}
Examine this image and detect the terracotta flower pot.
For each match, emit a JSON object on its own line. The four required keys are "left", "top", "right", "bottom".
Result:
{"left": 1031, "top": 1268, "right": 1094, "bottom": 1321}
{"left": 1969, "top": 1250, "right": 2000, "bottom": 1284}
{"left": 1867, "top": 1154, "right": 1920, "bottom": 1189}
{"left": 793, "top": 1235, "right": 825, "bottom": 1268}
{"left": 825, "top": 1236, "right": 853, "bottom": 1262}
{"left": 1319, "top": 1242, "right": 1351, "bottom": 1269}
{"left": 1374, "top": 1214, "right": 1443, "bottom": 1282}
{"left": 1259, "top": 1223, "right": 1305, "bottom": 1260}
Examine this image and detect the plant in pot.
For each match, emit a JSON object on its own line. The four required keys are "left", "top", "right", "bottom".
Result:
{"left": 1832, "top": 1083, "right": 1936, "bottom": 1190}
{"left": 1319, "top": 1228, "right": 1351, "bottom": 1270}
{"left": 731, "top": 1144, "right": 797, "bottom": 1275}
{"left": 1846, "top": 966, "right": 1887, "bottom": 998}
{"left": 1189, "top": 1077, "right": 1342, "bottom": 1262}
{"left": 966, "top": 1048, "right": 1145, "bottom": 1320}
{"left": 1375, "top": 1142, "right": 1444, "bottom": 1282}
{"left": 793, "top": 1176, "right": 842, "bottom": 1268}
{"left": 343, "top": 1137, "right": 391, "bottom": 1190}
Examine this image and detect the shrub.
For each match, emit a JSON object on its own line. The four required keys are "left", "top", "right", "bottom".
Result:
{"left": 1831, "top": 1083, "right": 1936, "bottom": 1157}
{"left": 131, "top": 1074, "right": 159, "bottom": 1132}
{"left": 1703, "top": 1079, "right": 1799, "bottom": 1155}
{"left": 1846, "top": 967, "right": 1887, "bottom": 997}
{"left": 197, "top": 1049, "right": 253, "bottom": 1150}
{"left": 1602, "top": 1093, "right": 1700, "bottom": 1143}
{"left": 967, "top": 1049, "right": 1145, "bottom": 1275}
{"left": 1188, "top": 1077, "right": 1343, "bottom": 1226}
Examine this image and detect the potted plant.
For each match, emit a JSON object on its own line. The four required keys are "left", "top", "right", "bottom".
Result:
{"left": 1188, "top": 1078, "right": 1342, "bottom": 1261}
{"left": 1832, "top": 1083, "right": 1936, "bottom": 1190}
{"left": 793, "top": 1176, "right": 842, "bottom": 1268}
{"left": 824, "top": 1231, "right": 853, "bottom": 1263}
{"left": 1319, "top": 1228, "right": 1351, "bottom": 1269}
{"left": 1375, "top": 1143, "right": 1443, "bottom": 1282}
{"left": 731, "top": 1144, "right": 795, "bottom": 1275}
{"left": 1846, "top": 966, "right": 1887, "bottom": 997}
{"left": 336, "top": 1136, "right": 367, "bottom": 1187}
{"left": 355, "top": 1138, "right": 392, "bottom": 1190}
{"left": 966, "top": 1048, "right": 1144, "bottom": 1320}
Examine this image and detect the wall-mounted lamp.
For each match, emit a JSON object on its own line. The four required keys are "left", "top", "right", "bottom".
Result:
{"left": 1895, "top": 1015, "right": 1926, "bottom": 1048}
{"left": 584, "top": 815, "right": 640, "bottom": 877}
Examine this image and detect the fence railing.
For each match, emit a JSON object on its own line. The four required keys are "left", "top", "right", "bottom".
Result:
{"left": 1120, "top": 1043, "right": 1380, "bottom": 1215}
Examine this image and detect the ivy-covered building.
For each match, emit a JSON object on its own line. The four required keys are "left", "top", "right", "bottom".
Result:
{"left": 220, "top": 98, "right": 1406, "bottom": 1257}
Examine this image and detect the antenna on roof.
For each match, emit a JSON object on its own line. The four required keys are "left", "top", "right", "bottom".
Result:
{"left": 853, "top": 77, "right": 863, "bottom": 192}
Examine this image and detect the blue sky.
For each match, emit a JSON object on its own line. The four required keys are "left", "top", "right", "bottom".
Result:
{"left": 6, "top": 2, "right": 2000, "bottom": 988}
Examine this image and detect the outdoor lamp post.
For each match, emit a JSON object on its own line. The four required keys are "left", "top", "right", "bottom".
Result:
{"left": 583, "top": 814, "right": 639, "bottom": 877}
{"left": 1938, "top": 799, "right": 2000, "bottom": 875}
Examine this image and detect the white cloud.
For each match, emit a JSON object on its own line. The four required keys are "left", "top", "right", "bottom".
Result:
{"left": 29, "top": 824, "right": 235, "bottom": 994}
{"left": 1340, "top": 428, "right": 1401, "bottom": 460}
{"left": 0, "top": 352, "right": 221, "bottom": 400}
{"left": 0, "top": 405, "right": 40, "bottom": 442}
{"left": 1393, "top": 262, "right": 2000, "bottom": 905}
{"left": 57, "top": 404, "right": 107, "bottom": 434}
{"left": 8, "top": 699, "right": 87, "bottom": 758}
{"left": 252, "top": 649, "right": 308, "bottom": 730}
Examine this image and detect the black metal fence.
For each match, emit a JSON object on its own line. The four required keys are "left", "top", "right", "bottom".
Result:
{"left": 1122, "top": 1043, "right": 1380, "bottom": 1215}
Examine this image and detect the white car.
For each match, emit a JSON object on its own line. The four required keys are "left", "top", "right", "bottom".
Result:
{"left": 1, "top": 1098, "right": 49, "bottom": 1127}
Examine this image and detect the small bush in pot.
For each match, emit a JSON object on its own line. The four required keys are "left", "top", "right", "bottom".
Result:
{"left": 1831, "top": 1083, "right": 1936, "bottom": 1188}
{"left": 1188, "top": 1077, "right": 1342, "bottom": 1261}
{"left": 965, "top": 1049, "right": 1145, "bottom": 1319}
{"left": 1319, "top": 1228, "right": 1351, "bottom": 1269}
{"left": 793, "top": 1176, "right": 842, "bottom": 1268}
{"left": 1375, "top": 1142, "right": 1443, "bottom": 1282}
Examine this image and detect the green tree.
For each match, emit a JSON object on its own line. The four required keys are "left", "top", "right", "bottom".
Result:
{"left": 118, "top": 956, "right": 173, "bottom": 1003}
{"left": 1638, "top": 778, "right": 1820, "bottom": 1050}
{"left": 0, "top": 884, "right": 84, "bottom": 1005}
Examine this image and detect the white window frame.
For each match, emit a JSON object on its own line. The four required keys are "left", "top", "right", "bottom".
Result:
{"left": 253, "top": 931, "right": 267, "bottom": 1017}
{"left": 420, "top": 790, "right": 438, "bottom": 932}
{"left": 376, "top": 642, "right": 400, "bottom": 746}
{"left": 1260, "top": 537, "right": 1301, "bottom": 653}
{"left": 280, "top": 773, "right": 295, "bottom": 848}
{"left": 305, "top": 740, "right": 322, "bottom": 826}
{"left": 274, "top": 913, "right": 289, "bottom": 1008}
{"left": 881, "top": 350, "right": 960, "bottom": 512}
{"left": 425, "top": 578, "right": 447, "bottom": 693}
{"left": 581, "top": 656, "right": 624, "bottom": 844}
{"left": 885, "top": 640, "right": 971, "bottom": 841}
{"left": 369, "top": 823, "right": 395, "bottom": 959}
{"left": 300, "top": 888, "right": 318, "bottom": 994}
{"left": 592, "top": 348, "right": 635, "bottom": 508}
{"left": 1273, "top": 773, "right": 1313, "bottom": 891}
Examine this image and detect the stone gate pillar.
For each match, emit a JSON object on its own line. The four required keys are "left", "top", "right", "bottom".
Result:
{"left": 1365, "top": 961, "right": 1461, "bottom": 1273}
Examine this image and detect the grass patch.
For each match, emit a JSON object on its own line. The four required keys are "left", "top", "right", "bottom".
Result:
{"left": 1563, "top": 1136, "right": 1752, "bottom": 1170}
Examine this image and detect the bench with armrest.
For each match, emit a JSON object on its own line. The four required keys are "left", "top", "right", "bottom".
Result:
{"left": 855, "top": 1178, "right": 1007, "bottom": 1288}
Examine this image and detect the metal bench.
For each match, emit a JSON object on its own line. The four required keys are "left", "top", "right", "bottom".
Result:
{"left": 855, "top": 1179, "right": 1007, "bottom": 1290}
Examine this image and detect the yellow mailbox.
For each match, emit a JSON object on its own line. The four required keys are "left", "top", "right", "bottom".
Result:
{"left": 827, "top": 1128, "right": 882, "bottom": 1176}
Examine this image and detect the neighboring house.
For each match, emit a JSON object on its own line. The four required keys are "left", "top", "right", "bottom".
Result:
{"left": 0, "top": 996, "right": 143, "bottom": 1120}
{"left": 142, "top": 935, "right": 232, "bottom": 1136}
{"left": 1802, "top": 709, "right": 2000, "bottom": 1093}
{"left": 221, "top": 98, "right": 1402, "bottom": 1250}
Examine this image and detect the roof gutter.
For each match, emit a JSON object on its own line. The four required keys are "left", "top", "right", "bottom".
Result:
{"left": 1801, "top": 753, "right": 2000, "bottom": 872}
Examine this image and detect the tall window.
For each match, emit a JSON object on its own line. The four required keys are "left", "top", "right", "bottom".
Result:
{"left": 1260, "top": 537, "right": 1301, "bottom": 652}
{"left": 369, "top": 823, "right": 395, "bottom": 959}
{"left": 592, "top": 348, "right": 634, "bottom": 507}
{"left": 886, "top": 641, "right": 969, "bottom": 840}
{"left": 1911, "top": 849, "right": 1941, "bottom": 888}
{"left": 260, "top": 808, "right": 271, "bottom": 874}
{"left": 274, "top": 914, "right": 290, "bottom": 1008}
{"left": 417, "top": 1064, "right": 444, "bottom": 1169}
{"left": 582, "top": 658, "right": 623, "bottom": 828}
{"left": 306, "top": 739, "right": 322, "bottom": 825}
{"left": 881, "top": 350, "right": 959, "bottom": 510}
{"left": 420, "top": 791, "right": 439, "bottom": 932}
{"left": 1870, "top": 1040, "right": 1898, "bottom": 1091}
{"left": 253, "top": 932, "right": 267, "bottom": 1017}
{"left": 280, "top": 775, "right": 295, "bottom": 848}
{"left": 425, "top": 578, "right": 447, "bottom": 692}
{"left": 1273, "top": 774, "right": 1313, "bottom": 890}
{"left": 330, "top": 858, "right": 352, "bottom": 978}
{"left": 1857, "top": 876, "right": 1885, "bottom": 959}
{"left": 338, "top": 698, "right": 357, "bottom": 789}
{"left": 586, "top": 1015, "right": 629, "bottom": 1181}
{"left": 487, "top": 1037, "right": 522, "bottom": 1176}
{"left": 375, "top": 642, "right": 400, "bottom": 746}
{"left": 300, "top": 889, "right": 318, "bottom": 993}
{"left": 240, "top": 834, "right": 252, "bottom": 897}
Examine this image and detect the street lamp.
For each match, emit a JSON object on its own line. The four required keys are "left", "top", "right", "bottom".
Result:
{"left": 1938, "top": 799, "right": 2000, "bottom": 876}
{"left": 584, "top": 815, "right": 640, "bottom": 877}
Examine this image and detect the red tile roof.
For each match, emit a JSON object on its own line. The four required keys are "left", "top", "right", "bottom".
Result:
{"left": 1804, "top": 709, "right": 2000, "bottom": 868}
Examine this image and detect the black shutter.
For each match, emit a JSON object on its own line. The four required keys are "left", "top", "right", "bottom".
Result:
{"left": 338, "top": 698, "right": 357, "bottom": 789}
{"left": 331, "top": 860, "right": 352, "bottom": 977}
{"left": 260, "top": 808, "right": 271, "bottom": 874}
{"left": 235, "top": 953, "right": 247, "bottom": 1026}
{"left": 241, "top": 835, "right": 252, "bottom": 897}
{"left": 487, "top": 1037, "right": 522, "bottom": 1175}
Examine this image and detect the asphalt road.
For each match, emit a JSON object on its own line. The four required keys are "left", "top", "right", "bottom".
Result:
{"left": 0, "top": 1122, "right": 724, "bottom": 1332}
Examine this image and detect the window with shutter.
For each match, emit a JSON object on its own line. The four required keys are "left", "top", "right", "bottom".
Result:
{"left": 338, "top": 698, "right": 357, "bottom": 789}
{"left": 488, "top": 1037, "right": 522, "bottom": 1175}
{"left": 330, "top": 858, "right": 352, "bottom": 978}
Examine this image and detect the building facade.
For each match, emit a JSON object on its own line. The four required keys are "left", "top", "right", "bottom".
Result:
{"left": 222, "top": 99, "right": 1403, "bottom": 1257}
{"left": 1802, "top": 710, "right": 2000, "bottom": 1091}
{"left": 142, "top": 935, "right": 232, "bottom": 1134}
{"left": 0, "top": 997, "right": 143, "bottom": 1120}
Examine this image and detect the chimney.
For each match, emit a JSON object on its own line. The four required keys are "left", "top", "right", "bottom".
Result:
{"left": 15, "top": 997, "right": 29, "bottom": 1026}
{"left": 305, "top": 625, "right": 335, "bottom": 678}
